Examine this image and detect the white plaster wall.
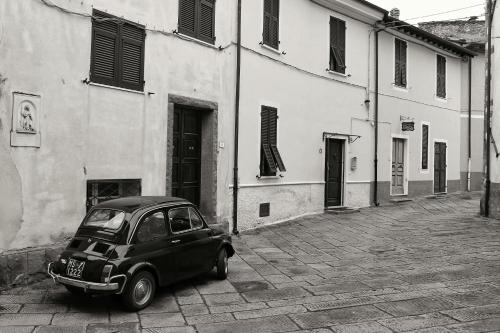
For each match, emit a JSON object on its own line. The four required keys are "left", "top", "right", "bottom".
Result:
{"left": 0, "top": 0, "right": 237, "bottom": 249}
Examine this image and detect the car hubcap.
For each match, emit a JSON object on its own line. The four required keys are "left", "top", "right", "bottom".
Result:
{"left": 133, "top": 278, "right": 152, "bottom": 306}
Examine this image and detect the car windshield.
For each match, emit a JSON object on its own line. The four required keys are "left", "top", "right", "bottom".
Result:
{"left": 83, "top": 209, "right": 125, "bottom": 230}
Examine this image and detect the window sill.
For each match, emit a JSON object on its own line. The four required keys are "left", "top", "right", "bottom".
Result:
{"left": 326, "top": 70, "right": 349, "bottom": 78}
{"left": 88, "top": 82, "right": 146, "bottom": 95}
{"left": 392, "top": 84, "right": 409, "bottom": 92}
{"left": 176, "top": 32, "right": 219, "bottom": 49}
{"left": 260, "top": 43, "right": 282, "bottom": 55}
{"left": 435, "top": 96, "right": 448, "bottom": 103}
{"left": 256, "top": 175, "right": 283, "bottom": 180}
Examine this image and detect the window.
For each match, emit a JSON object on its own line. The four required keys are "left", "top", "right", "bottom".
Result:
{"left": 422, "top": 124, "right": 429, "bottom": 170}
{"left": 189, "top": 208, "right": 204, "bottom": 229}
{"left": 260, "top": 106, "right": 286, "bottom": 177}
{"left": 437, "top": 55, "right": 446, "bottom": 98}
{"left": 136, "top": 211, "right": 167, "bottom": 243}
{"left": 169, "top": 207, "right": 192, "bottom": 233}
{"left": 178, "top": 0, "right": 216, "bottom": 44}
{"left": 329, "top": 17, "right": 346, "bottom": 74}
{"left": 86, "top": 179, "right": 141, "bottom": 211}
{"left": 84, "top": 209, "right": 125, "bottom": 230}
{"left": 395, "top": 38, "right": 407, "bottom": 88}
{"left": 90, "top": 10, "right": 145, "bottom": 91}
{"left": 263, "top": 0, "right": 279, "bottom": 49}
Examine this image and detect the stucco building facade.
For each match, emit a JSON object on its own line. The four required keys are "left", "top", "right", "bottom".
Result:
{"left": 0, "top": 0, "right": 478, "bottom": 250}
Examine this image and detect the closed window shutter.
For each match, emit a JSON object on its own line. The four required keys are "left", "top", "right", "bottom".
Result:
{"left": 179, "top": 0, "right": 196, "bottom": 36}
{"left": 401, "top": 41, "right": 407, "bottom": 86}
{"left": 120, "top": 23, "right": 145, "bottom": 91}
{"left": 422, "top": 124, "right": 429, "bottom": 169}
{"left": 91, "top": 13, "right": 119, "bottom": 86}
{"left": 263, "top": 0, "right": 279, "bottom": 49}
{"left": 199, "top": 0, "right": 215, "bottom": 43}
{"left": 329, "top": 17, "right": 346, "bottom": 73}
{"left": 437, "top": 55, "right": 446, "bottom": 98}
{"left": 395, "top": 39, "right": 407, "bottom": 87}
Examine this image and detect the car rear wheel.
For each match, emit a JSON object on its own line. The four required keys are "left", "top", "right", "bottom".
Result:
{"left": 216, "top": 248, "right": 228, "bottom": 280}
{"left": 122, "top": 271, "right": 156, "bottom": 311}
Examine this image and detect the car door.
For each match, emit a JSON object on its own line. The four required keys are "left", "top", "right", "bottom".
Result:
{"left": 132, "top": 209, "right": 176, "bottom": 285}
{"left": 167, "top": 206, "right": 214, "bottom": 280}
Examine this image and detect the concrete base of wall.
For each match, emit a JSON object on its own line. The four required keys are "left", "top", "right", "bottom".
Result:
{"left": 489, "top": 182, "right": 500, "bottom": 219}
{"left": 374, "top": 180, "right": 463, "bottom": 203}
{"left": 460, "top": 171, "right": 483, "bottom": 191}
{"left": 408, "top": 181, "right": 433, "bottom": 197}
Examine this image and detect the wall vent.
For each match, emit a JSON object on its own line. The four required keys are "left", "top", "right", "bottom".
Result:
{"left": 259, "top": 203, "right": 270, "bottom": 217}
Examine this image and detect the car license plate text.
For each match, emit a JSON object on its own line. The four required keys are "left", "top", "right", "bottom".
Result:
{"left": 66, "top": 259, "right": 85, "bottom": 278}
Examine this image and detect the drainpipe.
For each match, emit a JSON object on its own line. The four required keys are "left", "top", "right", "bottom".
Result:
{"left": 467, "top": 57, "right": 472, "bottom": 192}
{"left": 373, "top": 28, "right": 380, "bottom": 206}
{"left": 232, "top": 0, "right": 242, "bottom": 235}
{"left": 483, "top": 0, "right": 493, "bottom": 217}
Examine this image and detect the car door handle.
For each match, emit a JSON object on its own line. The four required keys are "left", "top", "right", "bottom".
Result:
{"left": 171, "top": 239, "right": 181, "bottom": 244}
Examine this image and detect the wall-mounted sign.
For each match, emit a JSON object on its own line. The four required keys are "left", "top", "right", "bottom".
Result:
{"left": 402, "top": 121, "right": 415, "bottom": 132}
{"left": 10, "top": 92, "right": 42, "bottom": 147}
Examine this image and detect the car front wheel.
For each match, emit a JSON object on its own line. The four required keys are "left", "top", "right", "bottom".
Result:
{"left": 216, "top": 248, "right": 228, "bottom": 280}
{"left": 122, "top": 271, "right": 156, "bottom": 311}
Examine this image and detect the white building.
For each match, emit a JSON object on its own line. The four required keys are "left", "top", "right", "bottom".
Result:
{"left": 0, "top": 0, "right": 477, "bottom": 250}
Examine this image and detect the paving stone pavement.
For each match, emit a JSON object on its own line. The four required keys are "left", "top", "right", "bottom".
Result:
{"left": 3, "top": 193, "right": 500, "bottom": 332}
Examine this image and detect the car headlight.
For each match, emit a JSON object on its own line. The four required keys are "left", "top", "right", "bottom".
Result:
{"left": 101, "top": 264, "right": 114, "bottom": 283}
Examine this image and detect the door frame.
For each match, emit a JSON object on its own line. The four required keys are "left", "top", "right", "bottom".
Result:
{"left": 324, "top": 137, "right": 347, "bottom": 208}
{"left": 389, "top": 134, "right": 410, "bottom": 196}
{"left": 433, "top": 139, "right": 448, "bottom": 194}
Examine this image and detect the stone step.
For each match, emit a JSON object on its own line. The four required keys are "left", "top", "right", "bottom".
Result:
{"left": 390, "top": 197, "right": 413, "bottom": 203}
{"left": 325, "top": 207, "right": 360, "bottom": 214}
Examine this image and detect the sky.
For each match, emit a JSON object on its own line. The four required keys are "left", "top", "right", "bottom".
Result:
{"left": 369, "top": 0, "right": 486, "bottom": 23}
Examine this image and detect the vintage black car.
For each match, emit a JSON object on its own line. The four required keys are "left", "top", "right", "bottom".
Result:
{"left": 48, "top": 196, "right": 234, "bottom": 310}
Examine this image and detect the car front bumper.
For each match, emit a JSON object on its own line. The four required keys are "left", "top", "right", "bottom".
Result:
{"left": 47, "top": 263, "right": 126, "bottom": 293}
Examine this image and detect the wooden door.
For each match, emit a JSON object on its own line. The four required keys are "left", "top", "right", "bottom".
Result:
{"left": 392, "top": 138, "right": 405, "bottom": 195}
{"left": 434, "top": 142, "right": 447, "bottom": 193}
{"left": 172, "top": 107, "right": 202, "bottom": 206}
{"left": 325, "top": 139, "right": 343, "bottom": 207}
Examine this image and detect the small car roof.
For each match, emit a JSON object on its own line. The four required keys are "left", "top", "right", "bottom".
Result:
{"left": 92, "top": 196, "right": 191, "bottom": 213}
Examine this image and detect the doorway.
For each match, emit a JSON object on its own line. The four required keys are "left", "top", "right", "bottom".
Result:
{"left": 434, "top": 142, "right": 447, "bottom": 193}
{"left": 325, "top": 139, "right": 344, "bottom": 207}
{"left": 392, "top": 138, "right": 405, "bottom": 195}
{"left": 172, "top": 106, "right": 202, "bottom": 206}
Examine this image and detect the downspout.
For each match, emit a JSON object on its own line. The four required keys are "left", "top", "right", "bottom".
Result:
{"left": 467, "top": 57, "right": 472, "bottom": 192}
{"left": 232, "top": 0, "right": 242, "bottom": 234}
{"left": 373, "top": 28, "right": 380, "bottom": 206}
{"left": 483, "top": 0, "right": 493, "bottom": 216}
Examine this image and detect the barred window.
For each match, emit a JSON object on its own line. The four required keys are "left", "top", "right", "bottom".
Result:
{"left": 86, "top": 179, "right": 141, "bottom": 211}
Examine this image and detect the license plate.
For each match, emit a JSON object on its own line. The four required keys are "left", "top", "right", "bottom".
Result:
{"left": 66, "top": 259, "right": 85, "bottom": 278}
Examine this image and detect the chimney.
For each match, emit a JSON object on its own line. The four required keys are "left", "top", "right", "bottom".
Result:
{"left": 390, "top": 8, "right": 401, "bottom": 20}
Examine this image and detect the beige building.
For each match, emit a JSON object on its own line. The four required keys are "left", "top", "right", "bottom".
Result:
{"left": 0, "top": 0, "right": 477, "bottom": 251}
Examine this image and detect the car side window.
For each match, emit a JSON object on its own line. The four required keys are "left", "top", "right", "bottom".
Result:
{"left": 189, "top": 208, "right": 204, "bottom": 230}
{"left": 169, "top": 207, "right": 191, "bottom": 234}
{"left": 136, "top": 211, "right": 167, "bottom": 243}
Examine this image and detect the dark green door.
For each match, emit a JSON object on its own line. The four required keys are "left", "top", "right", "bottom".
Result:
{"left": 172, "top": 107, "right": 202, "bottom": 206}
{"left": 434, "top": 142, "right": 447, "bottom": 193}
{"left": 325, "top": 139, "right": 343, "bottom": 207}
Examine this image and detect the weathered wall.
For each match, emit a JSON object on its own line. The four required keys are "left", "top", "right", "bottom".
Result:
{"left": 0, "top": 0, "right": 236, "bottom": 249}
{"left": 490, "top": 7, "right": 500, "bottom": 219}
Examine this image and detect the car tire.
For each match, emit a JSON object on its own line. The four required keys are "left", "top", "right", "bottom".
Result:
{"left": 122, "top": 271, "right": 156, "bottom": 311}
{"left": 65, "top": 285, "right": 86, "bottom": 296}
{"left": 216, "top": 248, "right": 228, "bottom": 280}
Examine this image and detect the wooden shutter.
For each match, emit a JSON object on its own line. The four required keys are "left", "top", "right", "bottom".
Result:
{"left": 263, "top": 0, "right": 279, "bottom": 49}
{"left": 422, "top": 124, "right": 429, "bottom": 170}
{"left": 395, "top": 39, "right": 407, "bottom": 87}
{"left": 437, "top": 55, "right": 446, "bottom": 98}
{"left": 199, "top": 0, "right": 215, "bottom": 43}
{"left": 179, "top": 0, "right": 196, "bottom": 37}
{"left": 329, "top": 17, "right": 346, "bottom": 73}
{"left": 400, "top": 41, "right": 407, "bottom": 86}
{"left": 91, "top": 11, "right": 119, "bottom": 86}
{"left": 120, "top": 23, "right": 145, "bottom": 91}
{"left": 261, "top": 107, "right": 277, "bottom": 174}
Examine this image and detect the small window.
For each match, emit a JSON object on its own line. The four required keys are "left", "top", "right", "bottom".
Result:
{"left": 136, "top": 211, "right": 167, "bottom": 243}
{"left": 329, "top": 17, "right": 346, "bottom": 74}
{"left": 90, "top": 10, "right": 145, "bottom": 91}
{"left": 86, "top": 179, "right": 141, "bottom": 212}
{"left": 263, "top": 0, "right": 279, "bottom": 49}
{"left": 395, "top": 38, "right": 407, "bottom": 88}
{"left": 437, "top": 55, "right": 446, "bottom": 98}
{"left": 422, "top": 124, "right": 429, "bottom": 170}
{"left": 260, "top": 106, "right": 286, "bottom": 177}
{"left": 83, "top": 209, "right": 125, "bottom": 230}
{"left": 189, "top": 208, "right": 204, "bottom": 229}
{"left": 169, "top": 207, "right": 191, "bottom": 233}
{"left": 178, "top": 0, "right": 216, "bottom": 44}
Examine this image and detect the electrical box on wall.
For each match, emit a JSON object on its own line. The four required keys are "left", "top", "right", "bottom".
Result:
{"left": 259, "top": 203, "right": 270, "bottom": 217}
{"left": 351, "top": 157, "right": 358, "bottom": 171}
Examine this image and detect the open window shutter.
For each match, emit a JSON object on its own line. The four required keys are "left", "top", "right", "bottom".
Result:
{"left": 120, "top": 23, "right": 145, "bottom": 91}
{"left": 179, "top": 0, "right": 196, "bottom": 37}
{"left": 422, "top": 124, "right": 429, "bottom": 169}
{"left": 263, "top": 0, "right": 272, "bottom": 46}
{"left": 267, "top": 108, "right": 286, "bottom": 172}
{"left": 270, "top": 0, "right": 279, "bottom": 49}
{"left": 91, "top": 12, "right": 119, "bottom": 86}
{"left": 199, "top": 0, "right": 215, "bottom": 43}
{"left": 261, "top": 107, "right": 277, "bottom": 173}
{"left": 400, "top": 41, "right": 407, "bottom": 86}
{"left": 330, "top": 18, "right": 346, "bottom": 73}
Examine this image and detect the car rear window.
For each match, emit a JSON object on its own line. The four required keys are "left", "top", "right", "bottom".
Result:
{"left": 83, "top": 209, "right": 125, "bottom": 230}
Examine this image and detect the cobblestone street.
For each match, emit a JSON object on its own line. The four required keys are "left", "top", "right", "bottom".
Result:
{"left": 3, "top": 193, "right": 500, "bottom": 332}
